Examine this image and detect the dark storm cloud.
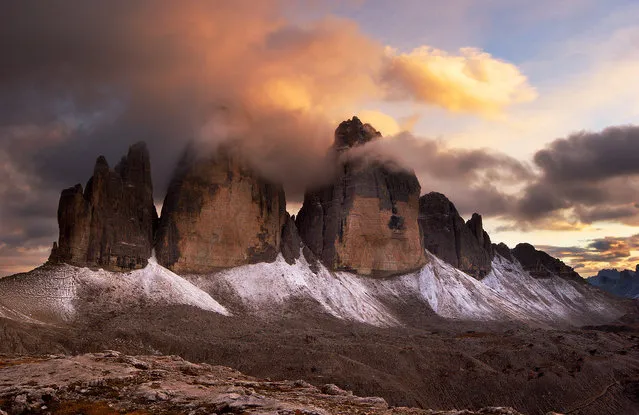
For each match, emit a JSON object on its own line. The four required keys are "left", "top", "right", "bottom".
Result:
{"left": 533, "top": 126, "right": 639, "bottom": 182}
{"left": 511, "top": 125, "right": 639, "bottom": 225}
{"left": 348, "top": 132, "right": 531, "bottom": 216}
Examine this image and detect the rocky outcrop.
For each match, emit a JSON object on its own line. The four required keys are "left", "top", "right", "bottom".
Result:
{"left": 492, "top": 242, "right": 513, "bottom": 262}
{"left": 418, "top": 192, "right": 493, "bottom": 279}
{"left": 296, "top": 117, "right": 426, "bottom": 277}
{"left": 511, "top": 243, "right": 582, "bottom": 282}
{"left": 49, "top": 142, "right": 157, "bottom": 271}
{"left": 0, "top": 352, "right": 525, "bottom": 415}
{"left": 154, "top": 146, "right": 287, "bottom": 273}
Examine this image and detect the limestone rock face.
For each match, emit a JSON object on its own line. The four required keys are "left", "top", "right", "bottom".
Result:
{"left": 511, "top": 243, "right": 582, "bottom": 282}
{"left": 49, "top": 142, "right": 157, "bottom": 271}
{"left": 418, "top": 192, "right": 493, "bottom": 279}
{"left": 155, "top": 147, "right": 287, "bottom": 273}
{"left": 296, "top": 117, "right": 426, "bottom": 276}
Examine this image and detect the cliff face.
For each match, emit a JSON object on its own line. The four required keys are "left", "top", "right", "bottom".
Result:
{"left": 49, "top": 142, "right": 157, "bottom": 271}
{"left": 418, "top": 192, "right": 493, "bottom": 279}
{"left": 296, "top": 117, "right": 426, "bottom": 276}
{"left": 154, "top": 146, "right": 287, "bottom": 273}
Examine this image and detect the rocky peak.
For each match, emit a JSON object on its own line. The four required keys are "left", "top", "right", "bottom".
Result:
{"left": 154, "top": 144, "right": 287, "bottom": 273}
{"left": 511, "top": 243, "right": 582, "bottom": 282}
{"left": 467, "top": 213, "right": 485, "bottom": 246}
{"left": 333, "top": 116, "right": 381, "bottom": 151}
{"left": 296, "top": 119, "right": 425, "bottom": 276}
{"left": 466, "top": 213, "right": 494, "bottom": 256}
{"left": 492, "top": 242, "right": 513, "bottom": 262}
{"left": 418, "top": 192, "right": 494, "bottom": 279}
{"left": 49, "top": 142, "right": 157, "bottom": 271}
{"left": 93, "top": 155, "right": 109, "bottom": 175}
{"left": 115, "top": 141, "right": 153, "bottom": 189}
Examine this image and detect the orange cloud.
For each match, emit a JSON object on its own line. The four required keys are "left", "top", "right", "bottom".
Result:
{"left": 383, "top": 46, "right": 538, "bottom": 116}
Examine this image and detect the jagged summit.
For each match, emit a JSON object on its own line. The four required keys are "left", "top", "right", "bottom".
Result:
{"left": 49, "top": 141, "right": 157, "bottom": 271}
{"left": 42, "top": 121, "right": 588, "bottom": 288}
{"left": 296, "top": 118, "right": 425, "bottom": 276}
{"left": 418, "top": 192, "right": 494, "bottom": 279}
{"left": 332, "top": 116, "right": 381, "bottom": 151}
{"left": 511, "top": 242, "right": 582, "bottom": 282}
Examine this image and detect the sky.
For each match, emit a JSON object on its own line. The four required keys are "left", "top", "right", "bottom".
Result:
{"left": 2, "top": 0, "right": 639, "bottom": 277}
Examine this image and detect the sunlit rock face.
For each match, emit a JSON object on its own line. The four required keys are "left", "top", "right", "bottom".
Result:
{"left": 154, "top": 146, "right": 287, "bottom": 273}
{"left": 418, "top": 192, "right": 493, "bottom": 279}
{"left": 296, "top": 117, "right": 426, "bottom": 277}
{"left": 49, "top": 142, "right": 157, "bottom": 271}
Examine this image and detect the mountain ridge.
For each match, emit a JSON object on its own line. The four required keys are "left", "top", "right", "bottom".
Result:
{"left": 587, "top": 265, "right": 639, "bottom": 299}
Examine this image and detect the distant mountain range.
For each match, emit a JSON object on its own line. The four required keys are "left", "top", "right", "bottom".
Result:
{"left": 587, "top": 266, "right": 639, "bottom": 299}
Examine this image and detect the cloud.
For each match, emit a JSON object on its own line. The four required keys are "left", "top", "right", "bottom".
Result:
{"left": 533, "top": 126, "right": 639, "bottom": 182}
{"left": 382, "top": 46, "right": 537, "bottom": 116}
{"left": 356, "top": 110, "right": 402, "bottom": 136}
{"left": 0, "top": 0, "right": 539, "bottom": 275}
{"left": 4, "top": 1, "right": 639, "bottom": 281}
{"left": 513, "top": 125, "right": 639, "bottom": 224}
{"left": 345, "top": 131, "right": 531, "bottom": 216}
{"left": 539, "top": 233, "right": 639, "bottom": 275}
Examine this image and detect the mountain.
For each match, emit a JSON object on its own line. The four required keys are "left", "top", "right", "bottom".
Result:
{"left": 1, "top": 118, "right": 638, "bottom": 415}
{"left": 418, "top": 192, "right": 494, "bottom": 279}
{"left": 587, "top": 266, "right": 639, "bottom": 299}
{"left": 511, "top": 242, "right": 583, "bottom": 282}
{"left": 296, "top": 117, "right": 426, "bottom": 276}
{"left": 1, "top": 122, "right": 625, "bottom": 328}
{"left": 154, "top": 144, "right": 287, "bottom": 273}
{"left": 48, "top": 142, "right": 157, "bottom": 271}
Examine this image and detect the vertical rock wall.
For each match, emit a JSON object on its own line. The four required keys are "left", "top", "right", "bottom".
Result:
{"left": 418, "top": 192, "right": 493, "bottom": 279}
{"left": 49, "top": 142, "right": 157, "bottom": 271}
{"left": 154, "top": 147, "right": 287, "bottom": 273}
{"left": 296, "top": 117, "right": 426, "bottom": 276}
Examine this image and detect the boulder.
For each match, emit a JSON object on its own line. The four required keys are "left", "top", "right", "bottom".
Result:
{"left": 418, "top": 192, "right": 493, "bottom": 279}
{"left": 154, "top": 145, "right": 287, "bottom": 273}
{"left": 49, "top": 142, "right": 157, "bottom": 270}
{"left": 296, "top": 117, "right": 426, "bottom": 276}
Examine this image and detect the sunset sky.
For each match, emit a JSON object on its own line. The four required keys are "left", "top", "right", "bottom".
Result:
{"left": 2, "top": 0, "right": 639, "bottom": 277}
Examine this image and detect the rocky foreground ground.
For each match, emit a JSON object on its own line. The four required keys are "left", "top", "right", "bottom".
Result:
{"left": 0, "top": 352, "right": 526, "bottom": 415}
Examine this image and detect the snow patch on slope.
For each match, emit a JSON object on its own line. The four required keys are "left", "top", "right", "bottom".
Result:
{"left": 483, "top": 255, "right": 622, "bottom": 326}
{"left": 0, "top": 249, "right": 623, "bottom": 328}
{"left": 0, "top": 257, "right": 229, "bottom": 324}
{"left": 0, "top": 269, "right": 77, "bottom": 324}
{"left": 371, "top": 253, "right": 530, "bottom": 321}
{"left": 189, "top": 253, "right": 400, "bottom": 327}
{"left": 190, "top": 251, "right": 622, "bottom": 327}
